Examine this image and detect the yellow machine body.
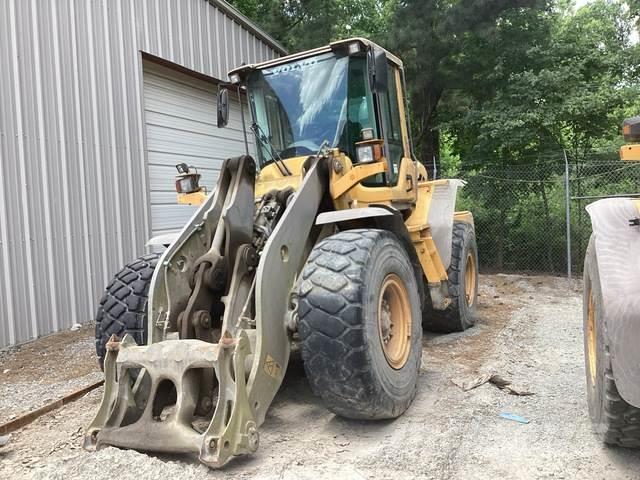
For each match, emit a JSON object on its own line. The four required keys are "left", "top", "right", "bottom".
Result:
{"left": 91, "top": 38, "right": 477, "bottom": 469}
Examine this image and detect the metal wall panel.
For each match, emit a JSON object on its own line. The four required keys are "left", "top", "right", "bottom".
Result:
{"left": 0, "top": 0, "right": 283, "bottom": 348}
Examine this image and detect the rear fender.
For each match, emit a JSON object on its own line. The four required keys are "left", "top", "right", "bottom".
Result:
{"left": 586, "top": 198, "right": 640, "bottom": 407}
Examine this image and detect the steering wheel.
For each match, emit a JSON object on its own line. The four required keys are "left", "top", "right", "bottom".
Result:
{"left": 279, "top": 140, "right": 320, "bottom": 158}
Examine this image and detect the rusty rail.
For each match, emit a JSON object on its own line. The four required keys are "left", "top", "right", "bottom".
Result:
{"left": 0, "top": 380, "right": 104, "bottom": 436}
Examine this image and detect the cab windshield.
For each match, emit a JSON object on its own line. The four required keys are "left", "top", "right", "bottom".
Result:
{"left": 247, "top": 52, "right": 376, "bottom": 165}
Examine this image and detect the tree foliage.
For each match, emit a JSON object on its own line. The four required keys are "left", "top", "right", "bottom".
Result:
{"left": 443, "top": 0, "right": 640, "bottom": 165}
{"left": 388, "top": 0, "right": 550, "bottom": 168}
{"left": 227, "top": 0, "right": 396, "bottom": 51}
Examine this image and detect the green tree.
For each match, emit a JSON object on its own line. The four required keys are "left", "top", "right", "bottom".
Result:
{"left": 388, "top": 0, "right": 549, "bottom": 172}
{"left": 449, "top": 0, "right": 638, "bottom": 163}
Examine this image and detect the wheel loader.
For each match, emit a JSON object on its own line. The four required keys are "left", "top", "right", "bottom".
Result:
{"left": 582, "top": 116, "right": 640, "bottom": 448}
{"left": 85, "top": 38, "right": 479, "bottom": 467}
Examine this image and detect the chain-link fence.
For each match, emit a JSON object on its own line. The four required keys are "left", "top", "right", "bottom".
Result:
{"left": 451, "top": 155, "right": 640, "bottom": 276}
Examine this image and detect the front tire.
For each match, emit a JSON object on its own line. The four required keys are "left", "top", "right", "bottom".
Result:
{"left": 95, "top": 253, "right": 160, "bottom": 369}
{"left": 298, "top": 229, "right": 422, "bottom": 419}
{"left": 584, "top": 235, "right": 640, "bottom": 448}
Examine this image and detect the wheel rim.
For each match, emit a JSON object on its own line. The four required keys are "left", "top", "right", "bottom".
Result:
{"left": 465, "top": 252, "right": 477, "bottom": 306}
{"left": 586, "top": 288, "right": 597, "bottom": 386}
{"left": 378, "top": 274, "right": 412, "bottom": 370}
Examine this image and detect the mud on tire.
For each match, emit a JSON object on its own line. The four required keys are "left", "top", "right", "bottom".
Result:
{"left": 95, "top": 253, "right": 160, "bottom": 369}
{"left": 584, "top": 235, "right": 640, "bottom": 448}
{"left": 298, "top": 229, "right": 422, "bottom": 420}
{"left": 423, "top": 221, "right": 478, "bottom": 333}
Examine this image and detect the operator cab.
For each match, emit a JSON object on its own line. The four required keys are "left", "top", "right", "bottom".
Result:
{"left": 224, "top": 38, "right": 413, "bottom": 187}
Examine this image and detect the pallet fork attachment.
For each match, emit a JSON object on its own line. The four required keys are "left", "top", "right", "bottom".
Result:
{"left": 84, "top": 155, "right": 327, "bottom": 467}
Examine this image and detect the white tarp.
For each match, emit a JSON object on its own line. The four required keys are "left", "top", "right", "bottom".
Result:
{"left": 428, "top": 180, "right": 466, "bottom": 270}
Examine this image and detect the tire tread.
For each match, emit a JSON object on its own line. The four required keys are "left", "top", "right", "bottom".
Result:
{"left": 95, "top": 253, "right": 160, "bottom": 368}
{"left": 299, "top": 229, "right": 418, "bottom": 419}
{"left": 584, "top": 236, "right": 640, "bottom": 448}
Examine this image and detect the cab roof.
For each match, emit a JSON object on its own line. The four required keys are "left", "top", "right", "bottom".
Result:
{"left": 228, "top": 38, "right": 403, "bottom": 83}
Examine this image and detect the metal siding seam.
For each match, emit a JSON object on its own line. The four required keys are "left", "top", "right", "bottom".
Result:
{"left": 222, "top": 14, "right": 228, "bottom": 77}
{"left": 0, "top": 176, "right": 12, "bottom": 345}
{"left": 157, "top": 0, "right": 168, "bottom": 61}
{"left": 86, "top": 0, "right": 110, "bottom": 287}
{"left": 154, "top": 0, "right": 163, "bottom": 58}
{"left": 69, "top": 0, "right": 95, "bottom": 320}
{"left": 176, "top": 0, "right": 184, "bottom": 66}
{"left": 241, "top": 31, "right": 246, "bottom": 64}
{"left": 244, "top": 30, "right": 249, "bottom": 64}
{"left": 50, "top": 0, "right": 78, "bottom": 327}
{"left": 131, "top": 46, "right": 152, "bottom": 248}
{"left": 101, "top": 0, "right": 125, "bottom": 268}
{"left": 206, "top": 2, "right": 213, "bottom": 76}
{"left": 186, "top": 0, "right": 194, "bottom": 69}
{"left": 252, "top": 36, "right": 257, "bottom": 64}
{"left": 215, "top": 5, "right": 222, "bottom": 78}
{"left": 30, "top": 0, "right": 58, "bottom": 335}
{"left": 142, "top": 0, "right": 150, "bottom": 52}
{"left": 0, "top": 4, "right": 16, "bottom": 345}
{"left": 166, "top": 0, "right": 174, "bottom": 61}
{"left": 230, "top": 19, "right": 236, "bottom": 72}
{"left": 197, "top": 0, "right": 204, "bottom": 73}
{"left": 116, "top": 0, "right": 138, "bottom": 257}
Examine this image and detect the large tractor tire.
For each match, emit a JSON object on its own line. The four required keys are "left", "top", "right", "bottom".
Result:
{"left": 583, "top": 236, "right": 640, "bottom": 448}
{"left": 423, "top": 221, "right": 478, "bottom": 333}
{"left": 298, "top": 229, "right": 422, "bottom": 419}
{"left": 95, "top": 253, "right": 160, "bottom": 369}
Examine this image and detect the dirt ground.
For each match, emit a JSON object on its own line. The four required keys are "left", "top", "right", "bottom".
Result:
{"left": 1, "top": 274, "right": 639, "bottom": 479}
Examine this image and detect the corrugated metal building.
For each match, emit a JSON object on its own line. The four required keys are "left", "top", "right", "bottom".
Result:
{"left": 0, "top": 0, "right": 284, "bottom": 348}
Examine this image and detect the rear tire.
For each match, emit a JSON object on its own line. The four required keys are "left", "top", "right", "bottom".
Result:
{"left": 298, "top": 229, "right": 422, "bottom": 420}
{"left": 95, "top": 253, "right": 160, "bottom": 369}
{"left": 584, "top": 235, "right": 640, "bottom": 448}
{"left": 423, "top": 221, "right": 478, "bottom": 333}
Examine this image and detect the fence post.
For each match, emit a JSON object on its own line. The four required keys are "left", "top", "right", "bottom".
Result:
{"left": 564, "top": 150, "right": 572, "bottom": 279}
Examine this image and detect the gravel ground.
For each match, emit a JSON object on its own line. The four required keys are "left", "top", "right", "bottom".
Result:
{"left": 1, "top": 274, "right": 639, "bottom": 479}
{"left": 0, "top": 324, "right": 102, "bottom": 423}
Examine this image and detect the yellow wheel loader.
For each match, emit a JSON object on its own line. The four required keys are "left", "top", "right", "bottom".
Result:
{"left": 85, "top": 38, "right": 478, "bottom": 467}
{"left": 583, "top": 116, "right": 640, "bottom": 448}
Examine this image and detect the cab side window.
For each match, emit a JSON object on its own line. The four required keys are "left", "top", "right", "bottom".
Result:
{"left": 379, "top": 64, "right": 403, "bottom": 184}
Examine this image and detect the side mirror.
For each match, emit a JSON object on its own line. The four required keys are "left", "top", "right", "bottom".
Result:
{"left": 370, "top": 47, "right": 389, "bottom": 93}
{"left": 217, "top": 88, "right": 229, "bottom": 128}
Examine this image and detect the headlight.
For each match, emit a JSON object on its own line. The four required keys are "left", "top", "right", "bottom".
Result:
{"left": 357, "top": 145, "right": 375, "bottom": 163}
{"left": 360, "top": 128, "right": 374, "bottom": 141}
{"left": 175, "top": 173, "right": 201, "bottom": 194}
{"left": 347, "top": 42, "right": 361, "bottom": 55}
